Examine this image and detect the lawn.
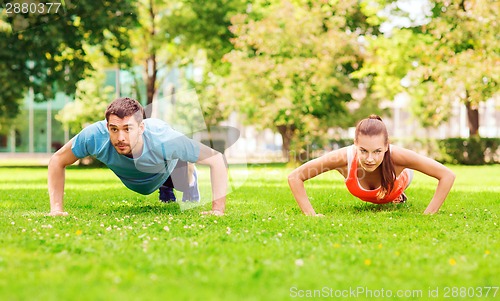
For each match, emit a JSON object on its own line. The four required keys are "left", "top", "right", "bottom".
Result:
{"left": 0, "top": 164, "right": 498, "bottom": 301}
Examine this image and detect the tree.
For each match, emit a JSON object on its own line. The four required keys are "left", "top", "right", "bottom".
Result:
{"left": 351, "top": 28, "right": 439, "bottom": 125}
{"left": 0, "top": 0, "right": 137, "bottom": 131}
{"left": 223, "top": 0, "right": 368, "bottom": 161}
{"left": 169, "top": 0, "right": 249, "bottom": 127}
{"left": 127, "top": 0, "right": 247, "bottom": 130}
{"left": 355, "top": 0, "right": 499, "bottom": 135}
{"left": 411, "top": 0, "right": 499, "bottom": 136}
{"left": 127, "top": 0, "right": 179, "bottom": 106}
{"left": 55, "top": 68, "right": 114, "bottom": 135}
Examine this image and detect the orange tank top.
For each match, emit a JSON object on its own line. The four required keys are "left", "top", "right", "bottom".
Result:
{"left": 344, "top": 145, "right": 411, "bottom": 204}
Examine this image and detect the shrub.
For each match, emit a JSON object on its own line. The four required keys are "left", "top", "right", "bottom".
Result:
{"left": 379, "top": 137, "right": 500, "bottom": 165}
{"left": 437, "top": 137, "right": 500, "bottom": 165}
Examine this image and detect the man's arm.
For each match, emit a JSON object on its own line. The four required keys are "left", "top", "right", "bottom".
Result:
{"left": 195, "top": 143, "right": 228, "bottom": 215}
{"left": 48, "top": 138, "right": 79, "bottom": 216}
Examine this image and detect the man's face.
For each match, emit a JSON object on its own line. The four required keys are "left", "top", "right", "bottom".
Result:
{"left": 107, "top": 114, "right": 144, "bottom": 157}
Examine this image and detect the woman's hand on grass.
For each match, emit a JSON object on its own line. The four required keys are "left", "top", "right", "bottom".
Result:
{"left": 305, "top": 212, "right": 324, "bottom": 217}
{"left": 48, "top": 211, "right": 69, "bottom": 217}
{"left": 201, "top": 210, "right": 224, "bottom": 216}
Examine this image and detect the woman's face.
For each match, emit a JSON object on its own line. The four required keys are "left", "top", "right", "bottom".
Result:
{"left": 355, "top": 134, "right": 388, "bottom": 172}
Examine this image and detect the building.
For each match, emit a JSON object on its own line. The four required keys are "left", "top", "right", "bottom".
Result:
{"left": 0, "top": 91, "right": 69, "bottom": 153}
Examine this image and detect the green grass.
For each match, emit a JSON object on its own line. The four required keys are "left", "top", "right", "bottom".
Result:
{"left": 0, "top": 164, "right": 498, "bottom": 301}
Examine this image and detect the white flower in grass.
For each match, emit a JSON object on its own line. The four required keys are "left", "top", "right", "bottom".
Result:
{"left": 163, "top": 226, "right": 170, "bottom": 232}
{"left": 295, "top": 259, "right": 304, "bottom": 267}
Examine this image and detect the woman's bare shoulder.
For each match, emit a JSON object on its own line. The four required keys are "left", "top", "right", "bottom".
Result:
{"left": 390, "top": 144, "right": 437, "bottom": 168}
{"left": 390, "top": 144, "right": 416, "bottom": 163}
{"left": 316, "top": 145, "right": 350, "bottom": 168}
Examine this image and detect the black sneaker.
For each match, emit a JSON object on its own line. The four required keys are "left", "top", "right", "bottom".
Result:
{"left": 159, "top": 185, "right": 176, "bottom": 203}
{"left": 392, "top": 193, "right": 407, "bottom": 204}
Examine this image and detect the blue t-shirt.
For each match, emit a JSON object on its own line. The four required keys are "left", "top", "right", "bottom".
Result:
{"left": 71, "top": 118, "right": 200, "bottom": 195}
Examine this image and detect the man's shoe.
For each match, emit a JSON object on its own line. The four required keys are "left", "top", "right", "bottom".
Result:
{"left": 159, "top": 185, "right": 176, "bottom": 203}
{"left": 182, "top": 167, "right": 200, "bottom": 202}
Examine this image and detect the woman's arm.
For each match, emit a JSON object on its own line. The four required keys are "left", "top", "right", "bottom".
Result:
{"left": 392, "top": 146, "right": 456, "bottom": 214}
{"left": 288, "top": 147, "right": 348, "bottom": 216}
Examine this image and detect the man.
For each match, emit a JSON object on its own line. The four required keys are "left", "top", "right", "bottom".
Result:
{"left": 48, "top": 97, "right": 227, "bottom": 216}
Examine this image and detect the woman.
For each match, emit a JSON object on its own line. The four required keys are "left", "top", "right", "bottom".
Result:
{"left": 288, "top": 115, "right": 456, "bottom": 216}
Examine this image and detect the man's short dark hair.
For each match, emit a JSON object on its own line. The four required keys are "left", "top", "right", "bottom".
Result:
{"left": 105, "top": 97, "right": 145, "bottom": 123}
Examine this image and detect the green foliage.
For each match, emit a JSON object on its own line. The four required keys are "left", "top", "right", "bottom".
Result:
{"left": 408, "top": 0, "right": 499, "bottom": 129}
{"left": 55, "top": 71, "right": 114, "bottom": 134}
{"left": 0, "top": 165, "right": 499, "bottom": 300}
{"left": 170, "top": 0, "right": 248, "bottom": 70}
{"left": 224, "top": 0, "right": 367, "bottom": 157}
{"left": 0, "top": 0, "right": 137, "bottom": 128}
{"left": 188, "top": 73, "right": 234, "bottom": 127}
{"left": 354, "top": 0, "right": 499, "bottom": 130}
{"left": 171, "top": 0, "right": 248, "bottom": 127}
{"left": 123, "top": 0, "right": 247, "bottom": 121}
{"left": 351, "top": 29, "right": 433, "bottom": 104}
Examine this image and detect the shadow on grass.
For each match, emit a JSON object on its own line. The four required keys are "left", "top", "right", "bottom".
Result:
{"left": 0, "top": 165, "right": 49, "bottom": 169}
{"left": 96, "top": 202, "right": 185, "bottom": 216}
{"left": 350, "top": 202, "right": 413, "bottom": 213}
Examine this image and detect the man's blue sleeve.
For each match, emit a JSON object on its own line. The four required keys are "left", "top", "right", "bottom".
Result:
{"left": 71, "top": 122, "right": 104, "bottom": 158}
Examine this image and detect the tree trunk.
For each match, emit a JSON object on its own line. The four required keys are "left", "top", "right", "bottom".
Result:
{"left": 277, "top": 124, "right": 296, "bottom": 162}
{"left": 465, "top": 101, "right": 479, "bottom": 137}
{"left": 146, "top": 53, "right": 157, "bottom": 105}
{"left": 146, "top": 0, "right": 157, "bottom": 106}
